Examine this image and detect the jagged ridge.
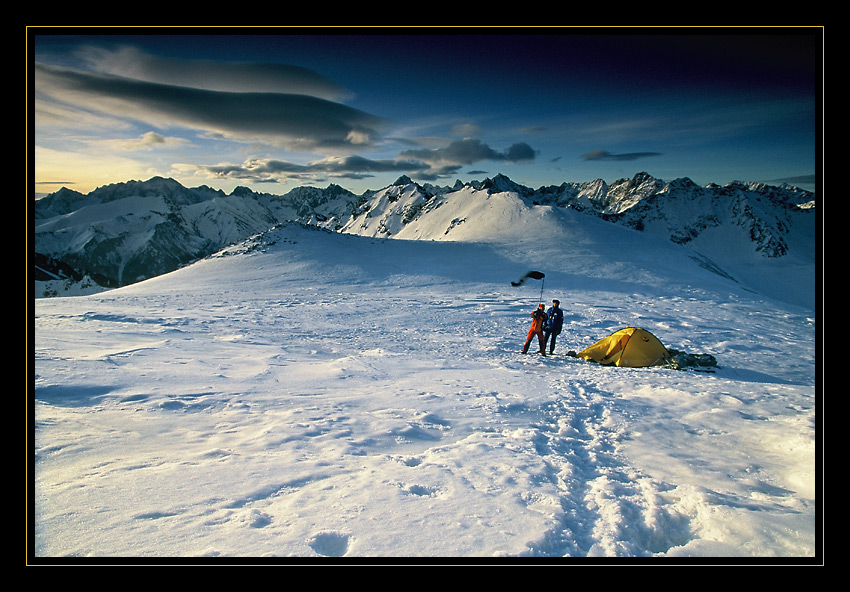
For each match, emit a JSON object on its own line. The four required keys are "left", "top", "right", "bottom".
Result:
{"left": 33, "top": 172, "right": 816, "bottom": 296}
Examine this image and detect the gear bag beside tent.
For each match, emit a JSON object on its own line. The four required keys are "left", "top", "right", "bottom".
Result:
{"left": 576, "top": 327, "right": 672, "bottom": 368}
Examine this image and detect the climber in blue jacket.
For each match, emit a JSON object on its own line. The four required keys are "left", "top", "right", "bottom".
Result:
{"left": 543, "top": 299, "right": 564, "bottom": 355}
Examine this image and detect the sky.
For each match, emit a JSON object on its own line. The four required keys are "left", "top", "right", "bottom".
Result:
{"left": 30, "top": 28, "right": 821, "bottom": 198}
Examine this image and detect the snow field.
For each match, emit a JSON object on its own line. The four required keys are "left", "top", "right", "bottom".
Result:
{"left": 33, "top": 222, "right": 817, "bottom": 560}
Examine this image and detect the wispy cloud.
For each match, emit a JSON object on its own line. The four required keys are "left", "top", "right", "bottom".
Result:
{"left": 76, "top": 45, "right": 354, "bottom": 100}
{"left": 581, "top": 149, "right": 662, "bottom": 162}
{"left": 35, "top": 62, "right": 386, "bottom": 153}
{"left": 34, "top": 47, "right": 542, "bottom": 186}
{"left": 399, "top": 138, "right": 538, "bottom": 175}
{"left": 199, "top": 138, "right": 541, "bottom": 184}
{"left": 203, "top": 155, "right": 428, "bottom": 183}
{"left": 105, "top": 131, "right": 191, "bottom": 151}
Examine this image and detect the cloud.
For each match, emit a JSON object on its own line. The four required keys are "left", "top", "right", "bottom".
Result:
{"left": 202, "top": 154, "right": 430, "bottom": 184}
{"left": 106, "top": 131, "right": 191, "bottom": 151}
{"left": 503, "top": 142, "right": 537, "bottom": 161}
{"left": 451, "top": 122, "right": 482, "bottom": 137}
{"left": 399, "top": 138, "right": 538, "bottom": 173}
{"left": 34, "top": 63, "right": 386, "bottom": 152}
{"left": 77, "top": 45, "right": 354, "bottom": 101}
{"left": 581, "top": 149, "right": 662, "bottom": 162}
{"left": 34, "top": 43, "right": 548, "bottom": 190}
{"left": 198, "top": 138, "right": 540, "bottom": 185}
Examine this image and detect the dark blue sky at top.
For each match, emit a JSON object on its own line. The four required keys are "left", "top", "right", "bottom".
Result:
{"left": 32, "top": 29, "right": 821, "bottom": 195}
{"left": 85, "top": 33, "right": 814, "bottom": 115}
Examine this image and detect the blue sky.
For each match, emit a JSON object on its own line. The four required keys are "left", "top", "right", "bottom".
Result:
{"left": 31, "top": 29, "right": 821, "bottom": 197}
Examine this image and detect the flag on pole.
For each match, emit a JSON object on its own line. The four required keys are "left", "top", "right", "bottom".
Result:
{"left": 511, "top": 271, "right": 545, "bottom": 286}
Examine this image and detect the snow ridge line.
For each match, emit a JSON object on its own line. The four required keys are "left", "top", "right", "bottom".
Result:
{"left": 524, "top": 378, "right": 693, "bottom": 558}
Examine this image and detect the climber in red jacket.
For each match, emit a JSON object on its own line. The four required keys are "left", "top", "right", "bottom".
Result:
{"left": 522, "top": 303, "right": 548, "bottom": 355}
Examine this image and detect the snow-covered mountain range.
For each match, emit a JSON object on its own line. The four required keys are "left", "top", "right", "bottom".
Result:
{"left": 32, "top": 172, "right": 817, "bottom": 308}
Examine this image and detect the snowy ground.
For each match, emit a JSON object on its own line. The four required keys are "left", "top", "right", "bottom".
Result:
{"left": 32, "top": 217, "right": 818, "bottom": 562}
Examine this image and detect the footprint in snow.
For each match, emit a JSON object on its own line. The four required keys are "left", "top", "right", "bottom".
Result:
{"left": 309, "top": 531, "right": 352, "bottom": 557}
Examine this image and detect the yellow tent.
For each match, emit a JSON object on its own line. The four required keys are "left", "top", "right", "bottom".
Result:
{"left": 576, "top": 327, "right": 671, "bottom": 368}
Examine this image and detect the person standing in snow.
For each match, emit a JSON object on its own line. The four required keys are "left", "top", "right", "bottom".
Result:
{"left": 543, "top": 299, "right": 564, "bottom": 354}
{"left": 522, "top": 303, "right": 548, "bottom": 355}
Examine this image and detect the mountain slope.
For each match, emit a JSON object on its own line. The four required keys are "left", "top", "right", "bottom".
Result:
{"left": 33, "top": 216, "right": 818, "bottom": 558}
{"left": 32, "top": 172, "right": 816, "bottom": 308}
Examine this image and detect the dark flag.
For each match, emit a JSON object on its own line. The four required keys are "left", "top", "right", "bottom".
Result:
{"left": 511, "top": 271, "right": 545, "bottom": 286}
